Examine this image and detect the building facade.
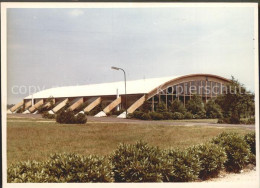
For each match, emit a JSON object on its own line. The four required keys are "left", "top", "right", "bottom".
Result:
{"left": 8, "top": 74, "right": 230, "bottom": 118}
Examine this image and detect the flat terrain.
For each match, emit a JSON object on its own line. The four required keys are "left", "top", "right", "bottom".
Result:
{"left": 7, "top": 114, "right": 255, "bottom": 166}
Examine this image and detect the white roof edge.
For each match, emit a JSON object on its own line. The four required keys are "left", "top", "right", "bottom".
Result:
{"left": 24, "top": 74, "right": 228, "bottom": 100}
{"left": 25, "top": 75, "right": 180, "bottom": 99}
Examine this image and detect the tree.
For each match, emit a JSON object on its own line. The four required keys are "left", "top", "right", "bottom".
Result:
{"left": 186, "top": 95, "right": 206, "bottom": 118}
{"left": 141, "top": 101, "right": 151, "bottom": 113}
{"left": 215, "top": 76, "right": 255, "bottom": 122}
{"left": 205, "top": 99, "right": 223, "bottom": 119}
{"left": 156, "top": 102, "right": 167, "bottom": 113}
{"left": 169, "top": 99, "right": 186, "bottom": 114}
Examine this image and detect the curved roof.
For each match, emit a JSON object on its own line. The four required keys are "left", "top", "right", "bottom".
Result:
{"left": 25, "top": 74, "right": 230, "bottom": 99}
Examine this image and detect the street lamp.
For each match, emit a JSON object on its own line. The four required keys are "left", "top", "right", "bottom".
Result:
{"left": 111, "top": 66, "right": 127, "bottom": 117}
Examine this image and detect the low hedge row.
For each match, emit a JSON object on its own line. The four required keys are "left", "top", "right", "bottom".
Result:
{"left": 128, "top": 111, "right": 196, "bottom": 120}
{"left": 8, "top": 153, "right": 113, "bottom": 183}
{"left": 218, "top": 117, "right": 255, "bottom": 125}
{"left": 8, "top": 132, "right": 255, "bottom": 183}
{"left": 56, "top": 110, "right": 87, "bottom": 124}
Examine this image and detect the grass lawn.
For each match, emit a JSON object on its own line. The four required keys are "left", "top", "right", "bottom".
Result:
{"left": 7, "top": 117, "right": 254, "bottom": 166}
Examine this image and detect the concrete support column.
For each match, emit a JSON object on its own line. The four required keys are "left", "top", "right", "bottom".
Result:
{"left": 9, "top": 101, "right": 24, "bottom": 113}
{"left": 49, "top": 98, "right": 68, "bottom": 114}
{"left": 103, "top": 97, "right": 122, "bottom": 114}
{"left": 84, "top": 97, "right": 102, "bottom": 113}
{"left": 68, "top": 97, "right": 84, "bottom": 111}
{"left": 118, "top": 95, "right": 146, "bottom": 118}
{"left": 29, "top": 99, "right": 44, "bottom": 113}
{"left": 22, "top": 100, "right": 32, "bottom": 114}
{"left": 95, "top": 97, "right": 121, "bottom": 117}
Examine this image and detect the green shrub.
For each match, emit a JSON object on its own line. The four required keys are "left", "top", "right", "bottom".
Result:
{"left": 218, "top": 116, "right": 239, "bottom": 124}
{"left": 205, "top": 100, "right": 223, "bottom": 119}
{"left": 149, "top": 112, "right": 164, "bottom": 120}
{"left": 197, "top": 111, "right": 206, "bottom": 119}
{"left": 110, "top": 141, "right": 166, "bottom": 182}
{"left": 172, "top": 112, "right": 184, "bottom": 120}
{"left": 106, "top": 112, "right": 112, "bottom": 116}
{"left": 244, "top": 132, "right": 256, "bottom": 155}
{"left": 211, "top": 132, "right": 251, "bottom": 172}
{"left": 240, "top": 118, "right": 255, "bottom": 125}
{"left": 88, "top": 103, "right": 104, "bottom": 116}
{"left": 56, "top": 110, "right": 87, "bottom": 124}
{"left": 7, "top": 160, "right": 46, "bottom": 183}
{"left": 191, "top": 143, "right": 227, "bottom": 180}
{"left": 162, "top": 112, "right": 173, "bottom": 120}
{"left": 186, "top": 95, "right": 205, "bottom": 117}
{"left": 247, "top": 118, "right": 255, "bottom": 124}
{"left": 75, "top": 113, "right": 88, "bottom": 124}
{"left": 140, "top": 100, "right": 152, "bottom": 113}
{"left": 112, "top": 109, "right": 125, "bottom": 116}
{"left": 156, "top": 102, "right": 167, "bottom": 113}
{"left": 184, "top": 112, "right": 193, "bottom": 119}
{"left": 126, "top": 113, "right": 134, "bottom": 119}
{"left": 16, "top": 107, "right": 23, "bottom": 113}
{"left": 163, "top": 148, "right": 201, "bottom": 182}
{"left": 42, "top": 112, "right": 55, "bottom": 119}
{"left": 217, "top": 117, "right": 230, "bottom": 124}
{"left": 169, "top": 99, "right": 186, "bottom": 114}
{"left": 230, "top": 114, "right": 240, "bottom": 124}
{"left": 141, "top": 113, "right": 151, "bottom": 120}
{"left": 8, "top": 153, "right": 114, "bottom": 182}
{"left": 44, "top": 153, "right": 113, "bottom": 182}
{"left": 132, "top": 111, "right": 144, "bottom": 119}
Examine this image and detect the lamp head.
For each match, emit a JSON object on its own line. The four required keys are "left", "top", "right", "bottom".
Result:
{"left": 111, "top": 66, "right": 120, "bottom": 70}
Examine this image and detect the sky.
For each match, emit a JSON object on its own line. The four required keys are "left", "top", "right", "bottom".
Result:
{"left": 7, "top": 6, "right": 256, "bottom": 104}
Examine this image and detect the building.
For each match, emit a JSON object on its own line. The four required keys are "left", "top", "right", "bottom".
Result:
{"left": 8, "top": 74, "right": 230, "bottom": 118}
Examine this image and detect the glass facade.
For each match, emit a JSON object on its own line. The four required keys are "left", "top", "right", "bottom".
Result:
{"left": 151, "top": 79, "right": 225, "bottom": 106}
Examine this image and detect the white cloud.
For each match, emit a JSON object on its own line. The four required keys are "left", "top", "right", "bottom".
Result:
{"left": 68, "top": 9, "right": 84, "bottom": 17}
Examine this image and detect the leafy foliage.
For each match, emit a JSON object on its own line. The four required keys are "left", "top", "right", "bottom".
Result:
{"left": 140, "top": 100, "right": 152, "bottom": 113}
{"left": 186, "top": 95, "right": 206, "bottom": 118}
{"left": 156, "top": 102, "right": 167, "bottom": 113}
{"left": 244, "top": 132, "right": 256, "bottom": 155}
{"left": 8, "top": 131, "right": 256, "bottom": 183}
{"left": 162, "top": 112, "right": 174, "bottom": 120}
{"left": 56, "top": 110, "right": 87, "bottom": 124}
{"left": 42, "top": 112, "right": 55, "bottom": 119}
{"left": 184, "top": 112, "right": 193, "bottom": 119}
{"left": 172, "top": 112, "right": 184, "bottom": 120}
{"left": 205, "top": 100, "right": 223, "bottom": 119}
{"left": 215, "top": 76, "right": 255, "bottom": 120}
{"left": 211, "top": 132, "right": 251, "bottom": 172}
{"left": 191, "top": 143, "right": 227, "bottom": 180}
{"left": 8, "top": 153, "right": 114, "bottom": 183}
{"left": 110, "top": 141, "right": 166, "bottom": 182}
{"left": 149, "top": 112, "right": 164, "bottom": 120}
{"left": 163, "top": 147, "right": 201, "bottom": 182}
{"left": 169, "top": 99, "right": 186, "bottom": 114}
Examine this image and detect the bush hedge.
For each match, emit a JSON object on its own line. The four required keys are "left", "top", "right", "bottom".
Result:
{"left": 8, "top": 153, "right": 114, "bottom": 183}
{"left": 110, "top": 141, "right": 166, "bottom": 182}
{"left": 163, "top": 148, "right": 201, "bottom": 182}
{"left": 149, "top": 112, "right": 164, "bottom": 120}
{"left": 191, "top": 143, "right": 227, "bottom": 180}
{"left": 42, "top": 112, "right": 56, "bottom": 119}
{"left": 184, "top": 112, "right": 193, "bottom": 119}
{"left": 56, "top": 110, "right": 87, "bottom": 124}
{"left": 244, "top": 132, "right": 256, "bottom": 155}
{"left": 8, "top": 132, "right": 256, "bottom": 183}
{"left": 172, "top": 112, "right": 184, "bottom": 120}
{"left": 211, "top": 132, "right": 251, "bottom": 172}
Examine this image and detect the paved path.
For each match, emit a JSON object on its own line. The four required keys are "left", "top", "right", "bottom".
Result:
{"left": 8, "top": 114, "right": 255, "bottom": 130}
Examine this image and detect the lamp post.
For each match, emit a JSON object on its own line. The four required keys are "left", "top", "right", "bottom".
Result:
{"left": 111, "top": 66, "right": 127, "bottom": 117}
